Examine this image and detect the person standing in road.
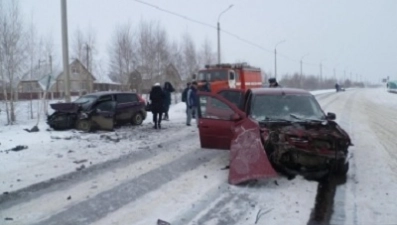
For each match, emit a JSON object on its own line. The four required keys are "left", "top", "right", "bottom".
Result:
{"left": 149, "top": 83, "right": 165, "bottom": 129}
{"left": 163, "top": 81, "right": 175, "bottom": 121}
{"left": 182, "top": 82, "right": 191, "bottom": 116}
{"left": 268, "top": 78, "right": 281, "bottom": 88}
{"left": 186, "top": 81, "right": 199, "bottom": 126}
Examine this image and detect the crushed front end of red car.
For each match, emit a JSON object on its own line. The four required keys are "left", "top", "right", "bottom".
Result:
{"left": 259, "top": 120, "right": 352, "bottom": 178}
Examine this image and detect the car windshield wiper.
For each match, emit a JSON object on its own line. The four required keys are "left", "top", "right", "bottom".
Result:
{"left": 290, "top": 113, "right": 325, "bottom": 123}
{"left": 259, "top": 117, "right": 292, "bottom": 123}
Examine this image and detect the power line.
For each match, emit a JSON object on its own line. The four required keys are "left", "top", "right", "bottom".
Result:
{"left": 133, "top": 0, "right": 328, "bottom": 69}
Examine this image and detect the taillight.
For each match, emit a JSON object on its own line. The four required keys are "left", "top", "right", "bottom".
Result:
{"left": 138, "top": 95, "right": 146, "bottom": 104}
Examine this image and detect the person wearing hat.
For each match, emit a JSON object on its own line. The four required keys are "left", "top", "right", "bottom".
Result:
{"left": 149, "top": 82, "right": 166, "bottom": 129}
{"left": 268, "top": 78, "right": 280, "bottom": 88}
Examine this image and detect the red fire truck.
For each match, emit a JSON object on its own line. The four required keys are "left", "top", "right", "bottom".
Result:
{"left": 194, "top": 63, "right": 263, "bottom": 93}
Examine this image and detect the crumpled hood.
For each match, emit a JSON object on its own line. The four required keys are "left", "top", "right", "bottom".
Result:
{"left": 50, "top": 103, "right": 80, "bottom": 113}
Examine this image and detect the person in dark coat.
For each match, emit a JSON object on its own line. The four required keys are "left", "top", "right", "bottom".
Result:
{"left": 162, "top": 81, "right": 175, "bottom": 121}
{"left": 149, "top": 83, "right": 165, "bottom": 129}
{"left": 268, "top": 78, "right": 281, "bottom": 87}
{"left": 186, "top": 81, "right": 199, "bottom": 126}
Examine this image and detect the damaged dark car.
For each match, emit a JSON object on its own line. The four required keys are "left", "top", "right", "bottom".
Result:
{"left": 197, "top": 88, "right": 352, "bottom": 184}
{"left": 47, "top": 92, "right": 147, "bottom": 132}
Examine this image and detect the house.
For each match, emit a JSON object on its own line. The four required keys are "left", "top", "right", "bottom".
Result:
{"left": 128, "top": 63, "right": 183, "bottom": 93}
{"left": 94, "top": 74, "right": 123, "bottom": 92}
{"left": 17, "top": 59, "right": 95, "bottom": 99}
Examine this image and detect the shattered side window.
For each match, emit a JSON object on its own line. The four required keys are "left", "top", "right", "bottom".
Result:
{"left": 96, "top": 101, "right": 115, "bottom": 112}
{"left": 199, "top": 96, "right": 234, "bottom": 120}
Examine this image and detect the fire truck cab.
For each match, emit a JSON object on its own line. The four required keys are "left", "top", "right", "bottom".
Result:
{"left": 195, "top": 63, "right": 263, "bottom": 93}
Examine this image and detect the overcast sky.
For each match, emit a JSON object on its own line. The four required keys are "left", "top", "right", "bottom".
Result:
{"left": 17, "top": 0, "right": 397, "bottom": 83}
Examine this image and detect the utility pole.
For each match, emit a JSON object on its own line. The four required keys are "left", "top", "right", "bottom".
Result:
{"left": 49, "top": 55, "right": 53, "bottom": 73}
{"left": 217, "top": 5, "right": 233, "bottom": 64}
{"left": 274, "top": 40, "right": 286, "bottom": 80}
{"left": 61, "top": 0, "right": 71, "bottom": 102}
{"left": 85, "top": 43, "right": 90, "bottom": 72}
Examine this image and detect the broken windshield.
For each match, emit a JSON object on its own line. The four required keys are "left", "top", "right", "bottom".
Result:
{"left": 74, "top": 95, "right": 97, "bottom": 110}
{"left": 250, "top": 94, "right": 326, "bottom": 121}
{"left": 198, "top": 70, "right": 228, "bottom": 82}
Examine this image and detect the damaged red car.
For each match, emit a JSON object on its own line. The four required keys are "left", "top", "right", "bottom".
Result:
{"left": 47, "top": 92, "right": 147, "bottom": 132}
{"left": 197, "top": 88, "right": 352, "bottom": 185}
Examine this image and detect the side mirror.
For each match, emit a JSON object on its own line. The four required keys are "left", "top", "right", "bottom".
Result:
{"left": 192, "top": 74, "right": 197, "bottom": 80}
{"left": 326, "top": 112, "right": 336, "bottom": 120}
{"left": 230, "top": 113, "right": 241, "bottom": 121}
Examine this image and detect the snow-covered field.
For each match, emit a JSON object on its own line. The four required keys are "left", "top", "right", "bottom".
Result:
{"left": 2, "top": 87, "right": 397, "bottom": 225}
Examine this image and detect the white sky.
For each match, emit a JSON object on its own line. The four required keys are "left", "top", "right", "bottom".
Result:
{"left": 17, "top": 0, "right": 397, "bottom": 83}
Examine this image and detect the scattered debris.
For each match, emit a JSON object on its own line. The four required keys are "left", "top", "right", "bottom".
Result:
{"left": 67, "top": 150, "right": 74, "bottom": 153}
{"left": 255, "top": 208, "right": 273, "bottom": 224}
{"left": 67, "top": 196, "right": 71, "bottom": 200}
{"left": 24, "top": 125, "right": 39, "bottom": 133}
{"left": 2, "top": 145, "right": 28, "bottom": 153}
{"left": 274, "top": 180, "right": 279, "bottom": 186}
{"left": 158, "top": 144, "right": 163, "bottom": 148}
{"left": 221, "top": 165, "right": 230, "bottom": 170}
{"left": 100, "top": 134, "right": 120, "bottom": 143}
{"left": 204, "top": 175, "right": 208, "bottom": 179}
{"left": 3, "top": 192, "right": 9, "bottom": 195}
{"left": 73, "top": 159, "right": 88, "bottom": 164}
{"left": 76, "top": 164, "right": 86, "bottom": 171}
{"left": 4, "top": 217, "right": 13, "bottom": 221}
{"left": 157, "top": 219, "right": 171, "bottom": 225}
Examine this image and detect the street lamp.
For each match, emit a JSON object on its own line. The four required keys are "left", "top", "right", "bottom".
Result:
{"left": 319, "top": 59, "right": 326, "bottom": 81}
{"left": 274, "top": 40, "right": 286, "bottom": 79}
{"left": 217, "top": 4, "right": 233, "bottom": 64}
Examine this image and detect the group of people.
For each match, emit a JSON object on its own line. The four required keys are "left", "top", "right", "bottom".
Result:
{"left": 149, "top": 82, "right": 175, "bottom": 129}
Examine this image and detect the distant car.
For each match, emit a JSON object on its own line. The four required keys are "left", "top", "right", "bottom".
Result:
{"left": 197, "top": 88, "right": 352, "bottom": 184}
{"left": 47, "top": 92, "right": 147, "bottom": 132}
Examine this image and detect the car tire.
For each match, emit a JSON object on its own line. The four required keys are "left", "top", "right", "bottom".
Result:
{"left": 76, "top": 120, "right": 92, "bottom": 132}
{"left": 132, "top": 113, "right": 143, "bottom": 125}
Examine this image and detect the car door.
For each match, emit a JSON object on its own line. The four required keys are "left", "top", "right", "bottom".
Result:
{"left": 116, "top": 94, "right": 141, "bottom": 123}
{"left": 91, "top": 101, "right": 116, "bottom": 130}
{"left": 217, "top": 89, "right": 245, "bottom": 110}
{"left": 197, "top": 92, "right": 246, "bottom": 150}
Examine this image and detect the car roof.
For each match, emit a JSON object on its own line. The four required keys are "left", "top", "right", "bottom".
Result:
{"left": 250, "top": 87, "right": 312, "bottom": 96}
{"left": 83, "top": 91, "right": 136, "bottom": 97}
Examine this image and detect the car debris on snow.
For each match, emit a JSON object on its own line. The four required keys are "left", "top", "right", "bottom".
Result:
{"left": 157, "top": 219, "right": 171, "bottom": 225}
{"left": 255, "top": 208, "right": 273, "bottom": 224}
{"left": 67, "top": 196, "right": 71, "bottom": 200}
{"left": 24, "top": 125, "right": 39, "bottom": 133}
{"left": 76, "top": 164, "right": 86, "bottom": 171}
{"left": 1, "top": 145, "right": 28, "bottom": 153}
{"left": 73, "top": 159, "right": 88, "bottom": 164}
{"left": 4, "top": 217, "right": 13, "bottom": 221}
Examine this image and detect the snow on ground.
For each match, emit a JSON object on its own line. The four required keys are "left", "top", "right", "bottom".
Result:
{"left": 0, "top": 88, "right": 359, "bottom": 225}
{"left": 0, "top": 89, "right": 336, "bottom": 193}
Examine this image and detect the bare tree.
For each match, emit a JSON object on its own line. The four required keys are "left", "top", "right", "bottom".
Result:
{"left": 181, "top": 32, "right": 199, "bottom": 80}
{"left": 108, "top": 22, "right": 136, "bottom": 86}
{"left": 135, "top": 20, "right": 170, "bottom": 85}
{"left": 198, "top": 37, "right": 216, "bottom": 66}
{"left": 0, "top": 0, "right": 26, "bottom": 124}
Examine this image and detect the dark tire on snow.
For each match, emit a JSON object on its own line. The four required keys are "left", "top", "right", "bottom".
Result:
{"left": 76, "top": 120, "right": 92, "bottom": 132}
{"left": 333, "top": 160, "right": 349, "bottom": 176}
{"left": 132, "top": 113, "right": 143, "bottom": 125}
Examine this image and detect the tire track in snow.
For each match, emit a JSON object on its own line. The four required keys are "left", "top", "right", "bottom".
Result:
{"left": 0, "top": 125, "right": 197, "bottom": 209}
{"left": 29, "top": 149, "right": 221, "bottom": 225}
{"left": 308, "top": 89, "right": 359, "bottom": 225}
{"left": 0, "top": 134, "right": 202, "bottom": 224}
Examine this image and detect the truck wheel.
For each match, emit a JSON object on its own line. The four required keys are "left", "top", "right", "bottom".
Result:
{"left": 76, "top": 120, "right": 92, "bottom": 132}
{"left": 132, "top": 113, "right": 143, "bottom": 125}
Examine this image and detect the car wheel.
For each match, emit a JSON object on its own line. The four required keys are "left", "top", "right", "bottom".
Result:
{"left": 76, "top": 120, "right": 92, "bottom": 132}
{"left": 132, "top": 113, "right": 143, "bottom": 125}
{"left": 333, "top": 160, "right": 349, "bottom": 175}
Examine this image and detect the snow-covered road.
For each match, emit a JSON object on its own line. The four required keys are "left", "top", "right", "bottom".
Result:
{"left": 1, "top": 88, "right": 397, "bottom": 225}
